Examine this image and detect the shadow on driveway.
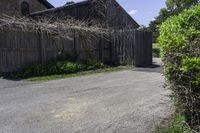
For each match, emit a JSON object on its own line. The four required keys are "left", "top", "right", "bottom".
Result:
{"left": 132, "top": 58, "right": 162, "bottom": 73}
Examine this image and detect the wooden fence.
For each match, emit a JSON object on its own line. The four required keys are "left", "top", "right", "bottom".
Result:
{"left": 0, "top": 29, "right": 152, "bottom": 72}
{"left": 111, "top": 30, "right": 152, "bottom": 66}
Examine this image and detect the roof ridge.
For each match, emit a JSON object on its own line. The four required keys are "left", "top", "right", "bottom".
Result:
{"left": 37, "top": 0, "right": 54, "bottom": 9}
{"left": 30, "top": 0, "right": 91, "bottom": 15}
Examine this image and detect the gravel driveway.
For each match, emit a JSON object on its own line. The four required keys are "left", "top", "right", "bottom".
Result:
{"left": 0, "top": 61, "right": 173, "bottom": 133}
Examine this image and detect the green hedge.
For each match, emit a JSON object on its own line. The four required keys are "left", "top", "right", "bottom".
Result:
{"left": 159, "top": 4, "right": 200, "bottom": 130}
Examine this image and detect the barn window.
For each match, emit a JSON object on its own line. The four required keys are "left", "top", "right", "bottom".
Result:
{"left": 21, "top": 2, "right": 30, "bottom": 16}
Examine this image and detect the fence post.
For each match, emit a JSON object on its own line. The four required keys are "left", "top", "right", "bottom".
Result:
{"left": 73, "top": 30, "right": 78, "bottom": 60}
{"left": 40, "top": 32, "right": 47, "bottom": 64}
{"left": 109, "top": 30, "right": 113, "bottom": 64}
{"left": 99, "top": 34, "right": 102, "bottom": 61}
{"left": 134, "top": 30, "right": 138, "bottom": 66}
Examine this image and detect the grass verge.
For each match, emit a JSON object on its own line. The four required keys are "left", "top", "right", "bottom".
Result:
{"left": 25, "top": 65, "right": 132, "bottom": 81}
{"left": 155, "top": 113, "right": 192, "bottom": 133}
{"left": 1, "top": 60, "right": 133, "bottom": 81}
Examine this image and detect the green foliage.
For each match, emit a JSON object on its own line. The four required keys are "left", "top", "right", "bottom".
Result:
{"left": 85, "top": 60, "right": 105, "bottom": 70}
{"left": 153, "top": 44, "right": 161, "bottom": 58}
{"left": 27, "top": 66, "right": 131, "bottom": 81}
{"left": 153, "top": 48, "right": 161, "bottom": 58}
{"left": 166, "top": 0, "right": 199, "bottom": 11}
{"left": 13, "top": 60, "right": 106, "bottom": 79}
{"left": 159, "top": 5, "right": 200, "bottom": 130}
{"left": 138, "top": 25, "right": 150, "bottom": 32}
{"left": 148, "top": 0, "right": 199, "bottom": 42}
{"left": 181, "top": 57, "right": 200, "bottom": 71}
{"left": 181, "top": 57, "right": 200, "bottom": 85}
{"left": 155, "top": 114, "right": 192, "bottom": 133}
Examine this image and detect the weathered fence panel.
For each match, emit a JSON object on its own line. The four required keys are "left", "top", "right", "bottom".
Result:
{"left": 111, "top": 30, "right": 152, "bottom": 66}
{"left": 0, "top": 30, "right": 41, "bottom": 72}
{"left": 134, "top": 31, "right": 152, "bottom": 66}
{"left": 0, "top": 29, "right": 152, "bottom": 72}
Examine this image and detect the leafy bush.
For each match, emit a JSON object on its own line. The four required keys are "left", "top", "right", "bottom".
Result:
{"left": 85, "top": 60, "right": 105, "bottom": 70}
{"left": 155, "top": 114, "right": 192, "bottom": 133}
{"left": 13, "top": 60, "right": 106, "bottom": 78}
{"left": 159, "top": 4, "right": 200, "bottom": 130}
{"left": 153, "top": 48, "right": 160, "bottom": 58}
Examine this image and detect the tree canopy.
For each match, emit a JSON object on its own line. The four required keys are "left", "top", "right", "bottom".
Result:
{"left": 148, "top": 0, "right": 199, "bottom": 42}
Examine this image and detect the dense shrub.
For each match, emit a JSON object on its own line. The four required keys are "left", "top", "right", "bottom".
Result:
{"left": 159, "top": 4, "right": 200, "bottom": 130}
{"left": 153, "top": 44, "right": 161, "bottom": 58}
{"left": 13, "top": 60, "right": 106, "bottom": 78}
{"left": 153, "top": 48, "right": 160, "bottom": 58}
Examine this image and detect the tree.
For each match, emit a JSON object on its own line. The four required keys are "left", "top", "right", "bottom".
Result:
{"left": 166, "top": 0, "right": 199, "bottom": 11}
{"left": 138, "top": 25, "right": 149, "bottom": 32}
{"left": 149, "top": 0, "right": 199, "bottom": 42}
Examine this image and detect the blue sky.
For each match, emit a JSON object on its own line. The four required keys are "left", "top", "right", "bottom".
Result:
{"left": 48, "top": 0, "right": 166, "bottom": 26}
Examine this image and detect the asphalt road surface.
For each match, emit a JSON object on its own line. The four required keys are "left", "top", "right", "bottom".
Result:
{"left": 0, "top": 60, "right": 173, "bottom": 133}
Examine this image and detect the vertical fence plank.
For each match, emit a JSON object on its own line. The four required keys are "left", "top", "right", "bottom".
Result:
{"left": 40, "top": 32, "right": 47, "bottom": 64}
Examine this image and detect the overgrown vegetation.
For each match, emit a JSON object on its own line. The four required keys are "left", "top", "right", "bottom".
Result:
{"left": 26, "top": 66, "right": 130, "bottom": 81}
{"left": 155, "top": 114, "right": 192, "bottom": 133}
{"left": 159, "top": 4, "right": 200, "bottom": 131}
{"left": 1, "top": 60, "right": 131, "bottom": 81}
{"left": 8, "top": 60, "right": 107, "bottom": 79}
{"left": 0, "top": 14, "right": 108, "bottom": 46}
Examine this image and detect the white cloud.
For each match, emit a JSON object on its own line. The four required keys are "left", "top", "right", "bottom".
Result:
{"left": 129, "top": 9, "right": 137, "bottom": 15}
